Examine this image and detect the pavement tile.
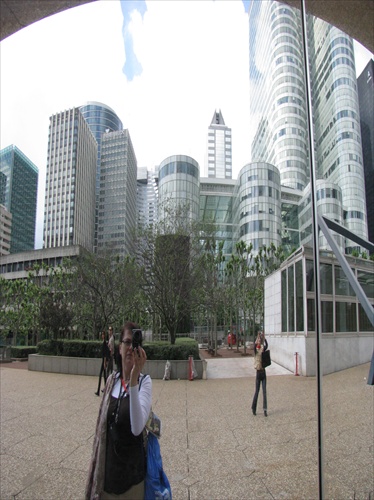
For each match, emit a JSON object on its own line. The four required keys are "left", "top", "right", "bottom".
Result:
{"left": 0, "top": 361, "right": 373, "bottom": 500}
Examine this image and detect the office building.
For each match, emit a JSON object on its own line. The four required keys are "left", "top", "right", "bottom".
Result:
{"left": 264, "top": 245, "right": 373, "bottom": 376}
{"left": 79, "top": 102, "right": 123, "bottom": 251}
{"left": 97, "top": 129, "right": 137, "bottom": 258}
{"left": 357, "top": 59, "right": 374, "bottom": 244}
{"left": 137, "top": 167, "right": 158, "bottom": 228}
{"left": 200, "top": 177, "right": 236, "bottom": 259}
{"left": 206, "top": 110, "right": 232, "bottom": 179}
{"left": 43, "top": 108, "right": 97, "bottom": 251}
{"left": 0, "top": 204, "right": 12, "bottom": 255}
{"left": 248, "top": 1, "right": 368, "bottom": 254}
{"left": 158, "top": 155, "right": 200, "bottom": 227}
{"left": 233, "top": 162, "right": 282, "bottom": 251}
{"left": 0, "top": 145, "right": 38, "bottom": 253}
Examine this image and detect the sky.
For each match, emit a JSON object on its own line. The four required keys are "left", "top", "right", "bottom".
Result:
{"left": 0, "top": 0, "right": 372, "bottom": 249}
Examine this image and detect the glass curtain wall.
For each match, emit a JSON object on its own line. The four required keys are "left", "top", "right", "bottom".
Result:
{"left": 250, "top": 1, "right": 372, "bottom": 498}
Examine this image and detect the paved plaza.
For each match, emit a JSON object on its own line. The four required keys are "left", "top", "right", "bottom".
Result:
{"left": 0, "top": 360, "right": 373, "bottom": 499}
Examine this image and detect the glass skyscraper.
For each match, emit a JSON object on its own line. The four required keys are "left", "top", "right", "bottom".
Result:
{"left": 137, "top": 167, "right": 158, "bottom": 229}
{"left": 43, "top": 108, "right": 97, "bottom": 251}
{"left": 158, "top": 155, "right": 200, "bottom": 227}
{"left": 248, "top": 0, "right": 368, "bottom": 254}
{"left": 97, "top": 129, "right": 137, "bottom": 258}
{"left": 79, "top": 102, "right": 123, "bottom": 252}
{"left": 206, "top": 110, "right": 232, "bottom": 179}
{"left": 0, "top": 145, "right": 38, "bottom": 253}
{"left": 357, "top": 59, "right": 374, "bottom": 244}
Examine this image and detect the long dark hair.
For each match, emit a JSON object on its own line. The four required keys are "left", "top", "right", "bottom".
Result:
{"left": 115, "top": 321, "right": 140, "bottom": 379}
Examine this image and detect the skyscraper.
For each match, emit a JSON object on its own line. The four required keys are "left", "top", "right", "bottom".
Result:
{"left": 79, "top": 102, "right": 123, "bottom": 251}
{"left": 97, "top": 129, "right": 137, "bottom": 258}
{"left": 43, "top": 108, "right": 97, "bottom": 251}
{"left": 0, "top": 145, "right": 38, "bottom": 253}
{"left": 0, "top": 204, "right": 12, "bottom": 255}
{"left": 137, "top": 167, "right": 158, "bottom": 228}
{"left": 206, "top": 110, "right": 232, "bottom": 179}
{"left": 248, "top": 1, "right": 368, "bottom": 253}
{"left": 357, "top": 59, "right": 374, "bottom": 244}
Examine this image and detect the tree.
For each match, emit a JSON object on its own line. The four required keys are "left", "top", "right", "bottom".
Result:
{"left": 69, "top": 250, "right": 141, "bottom": 338}
{"left": 137, "top": 203, "right": 207, "bottom": 344}
{"left": 200, "top": 238, "right": 226, "bottom": 355}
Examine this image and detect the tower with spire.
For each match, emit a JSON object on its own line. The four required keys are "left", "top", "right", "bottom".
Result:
{"left": 206, "top": 109, "right": 232, "bottom": 179}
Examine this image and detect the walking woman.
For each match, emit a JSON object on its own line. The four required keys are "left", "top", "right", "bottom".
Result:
{"left": 86, "top": 322, "right": 152, "bottom": 499}
{"left": 251, "top": 331, "right": 268, "bottom": 417}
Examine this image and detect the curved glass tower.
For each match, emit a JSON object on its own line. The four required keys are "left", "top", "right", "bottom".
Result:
{"left": 234, "top": 162, "right": 282, "bottom": 252}
{"left": 158, "top": 155, "right": 200, "bottom": 227}
{"left": 248, "top": 1, "right": 368, "bottom": 253}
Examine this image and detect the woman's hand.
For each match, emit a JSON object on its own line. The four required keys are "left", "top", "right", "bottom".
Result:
{"left": 130, "top": 346, "right": 147, "bottom": 386}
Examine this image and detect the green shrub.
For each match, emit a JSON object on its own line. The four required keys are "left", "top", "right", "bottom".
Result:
{"left": 11, "top": 346, "right": 38, "bottom": 358}
{"left": 36, "top": 338, "right": 199, "bottom": 360}
{"left": 37, "top": 339, "right": 101, "bottom": 358}
{"left": 143, "top": 340, "right": 199, "bottom": 360}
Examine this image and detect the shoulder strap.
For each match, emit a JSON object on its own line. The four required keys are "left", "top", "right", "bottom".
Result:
{"left": 138, "top": 373, "right": 148, "bottom": 391}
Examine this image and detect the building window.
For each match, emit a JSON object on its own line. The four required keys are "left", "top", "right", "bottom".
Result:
{"left": 281, "top": 269, "right": 287, "bottom": 332}
{"left": 321, "top": 301, "right": 333, "bottom": 332}
{"left": 336, "top": 302, "right": 357, "bottom": 332}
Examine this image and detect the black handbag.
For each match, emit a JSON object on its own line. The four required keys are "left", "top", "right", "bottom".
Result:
{"left": 262, "top": 349, "right": 271, "bottom": 368}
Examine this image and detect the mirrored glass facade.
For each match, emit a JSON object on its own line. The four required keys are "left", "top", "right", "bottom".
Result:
{"left": 0, "top": 145, "right": 38, "bottom": 253}
{"left": 248, "top": 1, "right": 368, "bottom": 254}
{"left": 234, "top": 162, "right": 282, "bottom": 251}
{"left": 97, "top": 130, "right": 137, "bottom": 258}
{"left": 158, "top": 155, "right": 200, "bottom": 225}
{"left": 79, "top": 102, "right": 123, "bottom": 252}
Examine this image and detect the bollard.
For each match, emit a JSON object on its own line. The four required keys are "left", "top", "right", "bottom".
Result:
{"left": 294, "top": 352, "right": 299, "bottom": 376}
{"left": 188, "top": 355, "right": 194, "bottom": 381}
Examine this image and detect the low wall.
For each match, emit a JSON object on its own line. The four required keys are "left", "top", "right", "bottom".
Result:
{"left": 28, "top": 354, "right": 207, "bottom": 380}
{"left": 266, "top": 334, "right": 374, "bottom": 376}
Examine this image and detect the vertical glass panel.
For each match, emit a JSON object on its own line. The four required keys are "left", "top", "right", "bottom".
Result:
{"left": 296, "top": 259, "right": 304, "bottom": 331}
{"left": 321, "top": 301, "right": 333, "bottom": 333}
{"left": 336, "top": 302, "right": 357, "bottom": 332}
{"left": 307, "top": 298, "right": 315, "bottom": 332}
{"left": 357, "top": 271, "right": 374, "bottom": 299}
{"left": 358, "top": 303, "right": 374, "bottom": 332}
{"left": 335, "top": 266, "right": 355, "bottom": 296}
{"left": 320, "top": 264, "right": 332, "bottom": 294}
{"left": 288, "top": 265, "right": 295, "bottom": 332}
{"left": 282, "top": 269, "right": 288, "bottom": 332}
{"left": 306, "top": 259, "right": 314, "bottom": 291}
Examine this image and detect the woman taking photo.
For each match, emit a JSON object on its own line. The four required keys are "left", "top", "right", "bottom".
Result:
{"left": 251, "top": 331, "right": 268, "bottom": 417}
{"left": 86, "top": 322, "right": 152, "bottom": 500}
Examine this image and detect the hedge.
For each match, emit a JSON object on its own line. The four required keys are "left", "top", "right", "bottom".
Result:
{"left": 11, "top": 346, "right": 38, "bottom": 358}
{"left": 36, "top": 338, "right": 200, "bottom": 360}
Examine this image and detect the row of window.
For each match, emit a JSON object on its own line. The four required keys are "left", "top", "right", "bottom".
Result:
{"left": 159, "top": 161, "right": 199, "bottom": 181}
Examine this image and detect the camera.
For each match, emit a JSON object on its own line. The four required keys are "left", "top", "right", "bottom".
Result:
{"left": 132, "top": 329, "right": 143, "bottom": 350}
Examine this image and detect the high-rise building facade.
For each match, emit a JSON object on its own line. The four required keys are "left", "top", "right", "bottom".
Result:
{"left": 233, "top": 162, "right": 282, "bottom": 251}
{"left": 43, "top": 108, "right": 97, "bottom": 251}
{"left": 0, "top": 204, "right": 12, "bottom": 255}
{"left": 137, "top": 167, "right": 158, "bottom": 228}
{"left": 79, "top": 102, "right": 123, "bottom": 252}
{"left": 357, "top": 59, "right": 374, "bottom": 244}
{"left": 199, "top": 177, "right": 236, "bottom": 259}
{"left": 158, "top": 155, "right": 200, "bottom": 227}
{"left": 0, "top": 145, "right": 38, "bottom": 253}
{"left": 97, "top": 129, "right": 137, "bottom": 258}
{"left": 248, "top": 1, "right": 368, "bottom": 254}
{"left": 206, "top": 110, "right": 232, "bottom": 179}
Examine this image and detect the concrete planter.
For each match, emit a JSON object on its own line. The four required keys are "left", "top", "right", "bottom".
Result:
{"left": 28, "top": 354, "right": 207, "bottom": 380}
